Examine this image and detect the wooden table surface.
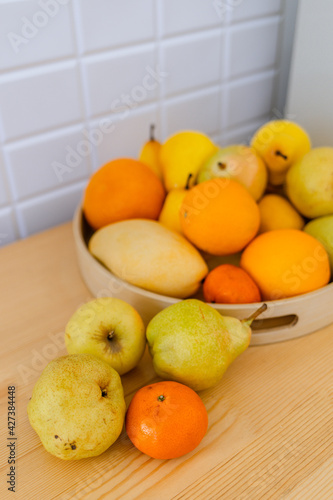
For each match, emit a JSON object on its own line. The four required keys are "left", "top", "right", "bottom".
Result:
{"left": 0, "top": 222, "right": 332, "bottom": 500}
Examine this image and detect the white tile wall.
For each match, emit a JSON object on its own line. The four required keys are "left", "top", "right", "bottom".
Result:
{"left": 230, "top": 0, "right": 282, "bottom": 23}
{"left": 0, "top": 62, "right": 83, "bottom": 141}
{"left": 163, "top": 87, "right": 221, "bottom": 137}
{"left": 227, "top": 70, "right": 276, "bottom": 128}
{"left": 0, "top": 208, "right": 18, "bottom": 245}
{"left": 160, "top": 0, "right": 222, "bottom": 37}
{"left": 76, "top": 0, "right": 155, "bottom": 54}
{"left": 5, "top": 126, "right": 91, "bottom": 200}
{"left": 0, "top": 154, "right": 9, "bottom": 207}
{"left": 0, "top": 0, "right": 296, "bottom": 246}
{"left": 229, "top": 17, "right": 280, "bottom": 78}
{"left": 16, "top": 181, "right": 86, "bottom": 238}
{"left": 92, "top": 105, "right": 159, "bottom": 169}
{"left": 0, "top": 0, "right": 75, "bottom": 71}
{"left": 162, "top": 31, "right": 222, "bottom": 97}
{"left": 83, "top": 45, "right": 156, "bottom": 118}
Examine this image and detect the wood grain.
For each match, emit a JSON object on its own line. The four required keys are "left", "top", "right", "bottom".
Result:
{"left": 0, "top": 222, "right": 332, "bottom": 500}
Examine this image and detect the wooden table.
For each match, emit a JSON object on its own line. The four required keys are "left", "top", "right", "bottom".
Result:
{"left": 1, "top": 222, "right": 332, "bottom": 500}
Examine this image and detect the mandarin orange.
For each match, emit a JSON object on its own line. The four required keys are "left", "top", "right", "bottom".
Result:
{"left": 125, "top": 381, "right": 208, "bottom": 459}
{"left": 203, "top": 264, "right": 261, "bottom": 304}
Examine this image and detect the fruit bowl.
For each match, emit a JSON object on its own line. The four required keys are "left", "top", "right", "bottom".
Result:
{"left": 73, "top": 205, "right": 333, "bottom": 345}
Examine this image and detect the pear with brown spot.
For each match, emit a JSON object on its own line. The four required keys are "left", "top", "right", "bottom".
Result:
{"left": 27, "top": 354, "right": 126, "bottom": 459}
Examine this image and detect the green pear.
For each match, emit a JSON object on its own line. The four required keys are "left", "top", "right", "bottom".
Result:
{"left": 65, "top": 298, "right": 146, "bottom": 375}
{"left": 27, "top": 354, "right": 126, "bottom": 460}
{"left": 146, "top": 299, "right": 267, "bottom": 391}
{"left": 304, "top": 215, "right": 333, "bottom": 273}
{"left": 285, "top": 147, "right": 333, "bottom": 218}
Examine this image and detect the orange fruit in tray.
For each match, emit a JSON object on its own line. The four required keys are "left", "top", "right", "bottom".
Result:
{"left": 125, "top": 381, "right": 208, "bottom": 460}
{"left": 241, "top": 229, "right": 331, "bottom": 300}
{"left": 83, "top": 158, "right": 165, "bottom": 230}
{"left": 180, "top": 178, "right": 260, "bottom": 255}
{"left": 203, "top": 264, "right": 261, "bottom": 304}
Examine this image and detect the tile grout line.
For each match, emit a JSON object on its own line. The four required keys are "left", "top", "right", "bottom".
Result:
{"left": 69, "top": 0, "right": 95, "bottom": 175}
{"left": 155, "top": 0, "right": 166, "bottom": 141}
{"left": 220, "top": 7, "right": 232, "bottom": 138}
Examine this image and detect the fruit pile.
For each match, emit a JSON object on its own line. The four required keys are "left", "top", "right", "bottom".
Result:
{"left": 28, "top": 296, "right": 266, "bottom": 461}
{"left": 27, "top": 120, "right": 333, "bottom": 464}
{"left": 84, "top": 120, "right": 333, "bottom": 303}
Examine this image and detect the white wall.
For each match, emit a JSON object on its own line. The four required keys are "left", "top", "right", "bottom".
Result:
{"left": 286, "top": 0, "right": 333, "bottom": 147}
{"left": 0, "top": 0, "right": 295, "bottom": 246}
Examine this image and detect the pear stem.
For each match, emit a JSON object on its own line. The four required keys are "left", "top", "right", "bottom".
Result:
{"left": 275, "top": 150, "right": 288, "bottom": 160}
{"left": 217, "top": 162, "right": 227, "bottom": 170}
{"left": 107, "top": 330, "right": 115, "bottom": 340}
{"left": 185, "top": 173, "right": 193, "bottom": 190}
{"left": 150, "top": 123, "right": 155, "bottom": 142}
{"left": 242, "top": 303, "right": 268, "bottom": 326}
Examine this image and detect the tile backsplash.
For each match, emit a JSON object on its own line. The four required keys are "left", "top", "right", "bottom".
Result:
{"left": 0, "top": 0, "right": 297, "bottom": 246}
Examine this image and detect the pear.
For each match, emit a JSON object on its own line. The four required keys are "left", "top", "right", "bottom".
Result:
{"left": 89, "top": 219, "right": 208, "bottom": 298}
{"left": 158, "top": 174, "right": 193, "bottom": 234}
{"left": 160, "top": 130, "right": 218, "bottom": 191}
{"left": 146, "top": 299, "right": 267, "bottom": 391}
{"left": 258, "top": 194, "right": 304, "bottom": 233}
{"left": 304, "top": 215, "right": 333, "bottom": 273}
{"left": 138, "top": 124, "right": 163, "bottom": 180}
{"left": 197, "top": 145, "right": 267, "bottom": 201}
{"left": 251, "top": 120, "right": 311, "bottom": 185}
{"left": 27, "top": 354, "right": 126, "bottom": 460}
{"left": 285, "top": 147, "right": 333, "bottom": 218}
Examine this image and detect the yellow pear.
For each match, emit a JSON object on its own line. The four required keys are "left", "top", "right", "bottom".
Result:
{"left": 285, "top": 147, "right": 333, "bottom": 218}
{"left": 158, "top": 174, "right": 193, "bottom": 234}
{"left": 251, "top": 120, "right": 311, "bottom": 185}
{"left": 89, "top": 219, "right": 208, "bottom": 298}
{"left": 160, "top": 130, "right": 218, "bottom": 191}
{"left": 138, "top": 124, "right": 162, "bottom": 179}
{"left": 27, "top": 354, "right": 126, "bottom": 460}
{"left": 258, "top": 194, "right": 304, "bottom": 233}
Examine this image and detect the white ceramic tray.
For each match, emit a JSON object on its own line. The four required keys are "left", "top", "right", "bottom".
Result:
{"left": 73, "top": 205, "right": 333, "bottom": 345}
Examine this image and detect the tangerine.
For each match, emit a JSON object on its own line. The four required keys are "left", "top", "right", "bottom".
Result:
{"left": 203, "top": 264, "right": 261, "bottom": 304}
{"left": 83, "top": 158, "right": 165, "bottom": 230}
{"left": 125, "top": 381, "right": 208, "bottom": 459}
{"left": 180, "top": 178, "right": 260, "bottom": 255}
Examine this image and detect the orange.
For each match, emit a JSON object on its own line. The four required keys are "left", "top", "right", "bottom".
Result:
{"left": 240, "top": 229, "right": 331, "bottom": 300}
{"left": 203, "top": 264, "right": 261, "bottom": 304}
{"left": 83, "top": 158, "right": 165, "bottom": 230}
{"left": 180, "top": 178, "right": 260, "bottom": 255}
{"left": 125, "top": 381, "right": 208, "bottom": 459}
